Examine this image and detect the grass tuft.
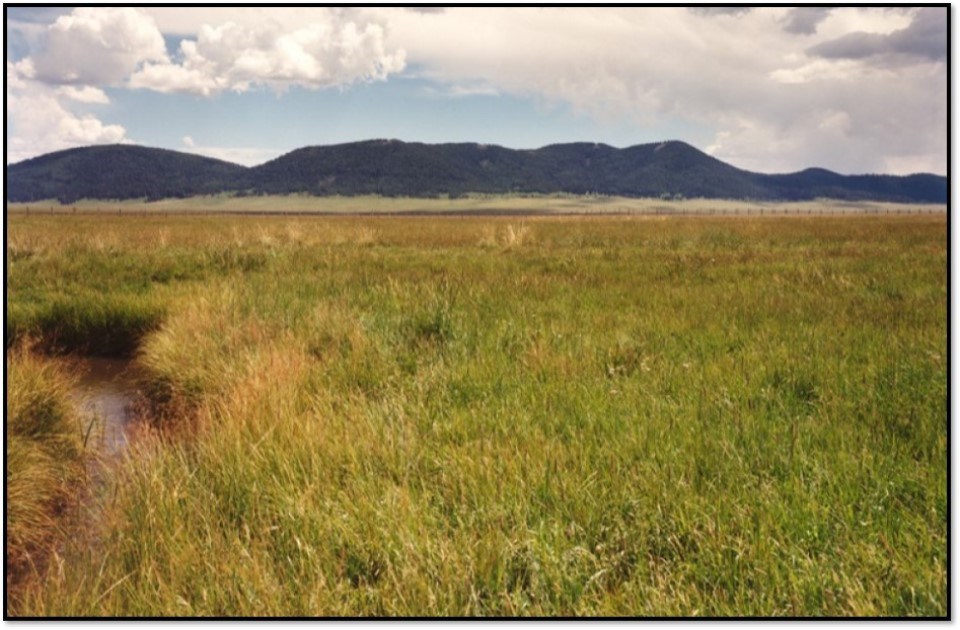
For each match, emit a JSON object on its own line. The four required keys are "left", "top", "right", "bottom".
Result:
{"left": 6, "top": 348, "right": 86, "bottom": 590}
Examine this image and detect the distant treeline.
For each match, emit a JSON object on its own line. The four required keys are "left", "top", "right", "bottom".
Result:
{"left": 6, "top": 140, "right": 947, "bottom": 204}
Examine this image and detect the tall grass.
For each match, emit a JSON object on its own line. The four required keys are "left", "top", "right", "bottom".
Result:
{"left": 6, "top": 348, "right": 86, "bottom": 594}
{"left": 7, "top": 294, "right": 165, "bottom": 356}
{"left": 6, "top": 213, "right": 946, "bottom": 616}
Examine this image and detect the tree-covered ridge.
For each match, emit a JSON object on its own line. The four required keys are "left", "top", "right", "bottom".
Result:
{"left": 6, "top": 145, "right": 249, "bottom": 203}
{"left": 6, "top": 140, "right": 947, "bottom": 203}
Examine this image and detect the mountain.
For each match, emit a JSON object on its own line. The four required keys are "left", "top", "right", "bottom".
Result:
{"left": 758, "top": 168, "right": 947, "bottom": 203}
{"left": 5, "top": 140, "right": 947, "bottom": 203}
{"left": 6, "top": 144, "right": 248, "bottom": 203}
{"left": 247, "top": 140, "right": 775, "bottom": 198}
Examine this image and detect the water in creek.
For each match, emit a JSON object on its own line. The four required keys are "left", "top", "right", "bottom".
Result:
{"left": 70, "top": 357, "right": 144, "bottom": 456}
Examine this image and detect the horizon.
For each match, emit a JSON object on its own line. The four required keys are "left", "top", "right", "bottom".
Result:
{"left": 7, "top": 138, "right": 947, "bottom": 178}
{"left": 7, "top": 7, "right": 947, "bottom": 176}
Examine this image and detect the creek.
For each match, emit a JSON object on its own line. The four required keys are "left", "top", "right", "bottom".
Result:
{"left": 69, "top": 357, "right": 144, "bottom": 456}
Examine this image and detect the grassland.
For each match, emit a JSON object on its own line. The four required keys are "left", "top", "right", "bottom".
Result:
{"left": 5, "top": 210, "right": 947, "bottom": 616}
{"left": 7, "top": 349, "right": 86, "bottom": 590}
{"left": 5, "top": 193, "right": 947, "bottom": 216}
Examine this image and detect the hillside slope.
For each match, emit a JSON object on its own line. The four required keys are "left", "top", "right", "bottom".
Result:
{"left": 247, "top": 140, "right": 781, "bottom": 199}
{"left": 5, "top": 140, "right": 947, "bottom": 203}
{"left": 6, "top": 145, "right": 249, "bottom": 203}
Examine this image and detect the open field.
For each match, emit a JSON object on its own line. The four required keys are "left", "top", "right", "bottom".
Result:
{"left": 5, "top": 194, "right": 947, "bottom": 217}
{"left": 6, "top": 212, "right": 947, "bottom": 616}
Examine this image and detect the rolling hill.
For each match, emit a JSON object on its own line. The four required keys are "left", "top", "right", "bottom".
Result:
{"left": 5, "top": 144, "right": 248, "bottom": 203}
{"left": 5, "top": 140, "right": 947, "bottom": 203}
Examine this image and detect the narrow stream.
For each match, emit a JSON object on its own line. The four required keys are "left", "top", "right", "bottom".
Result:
{"left": 69, "top": 357, "right": 144, "bottom": 456}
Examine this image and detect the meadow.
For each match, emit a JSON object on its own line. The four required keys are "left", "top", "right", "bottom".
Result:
{"left": 5, "top": 209, "right": 947, "bottom": 616}
{"left": 5, "top": 193, "right": 946, "bottom": 216}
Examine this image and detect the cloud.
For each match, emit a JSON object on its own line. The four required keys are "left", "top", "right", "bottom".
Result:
{"left": 378, "top": 7, "right": 945, "bottom": 174}
{"left": 58, "top": 85, "right": 110, "bottom": 104}
{"left": 130, "top": 12, "right": 406, "bottom": 95}
{"left": 703, "top": 60, "right": 946, "bottom": 175}
{"left": 6, "top": 58, "right": 34, "bottom": 88}
{"left": 182, "top": 135, "right": 195, "bottom": 147}
{"left": 382, "top": 8, "right": 785, "bottom": 126}
{"left": 808, "top": 7, "right": 946, "bottom": 62}
{"left": 422, "top": 82, "right": 500, "bottom": 98}
{"left": 688, "top": 8, "right": 752, "bottom": 17}
{"left": 7, "top": 7, "right": 406, "bottom": 165}
{"left": 6, "top": 7, "right": 72, "bottom": 25}
{"left": 129, "top": 60, "right": 221, "bottom": 96}
{"left": 404, "top": 7, "right": 446, "bottom": 14}
{"left": 5, "top": 7, "right": 947, "bottom": 175}
{"left": 7, "top": 62, "right": 128, "bottom": 164}
{"left": 769, "top": 59, "right": 866, "bottom": 85}
{"left": 781, "top": 8, "right": 832, "bottom": 35}
{"left": 32, "top": 7, "right": 168, "bottom": 85}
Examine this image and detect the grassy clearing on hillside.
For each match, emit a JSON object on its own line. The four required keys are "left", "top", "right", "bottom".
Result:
{"left": 6, "top": 213, "right": 947, "bottom": 616}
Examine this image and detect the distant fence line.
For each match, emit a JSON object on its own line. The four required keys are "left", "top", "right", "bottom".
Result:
{"left": 6, "top": 205, "right": 948, "bottom": 218}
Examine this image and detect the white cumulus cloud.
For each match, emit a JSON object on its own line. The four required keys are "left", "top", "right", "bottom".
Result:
{"left": 57, "top": 85, "right": 111, "bottom": 104}
{"left": 7, "top": 61, "right": 129, "bottom": 164}
{"left": 32, "top": 7, "right": 168, "bottom": 85}
{"left": 130, "top": 12, "right": 406, "bottom": 96}
{"left": 6, "top": 8, "right": 158, "bottom": 162}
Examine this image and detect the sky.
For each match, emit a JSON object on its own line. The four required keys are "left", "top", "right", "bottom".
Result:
{"left": 5, "top": 6, "right": 948, "bottom": 175}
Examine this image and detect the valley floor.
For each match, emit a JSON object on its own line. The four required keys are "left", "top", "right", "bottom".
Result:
{"left": 5, "top": 194, "right": 947, "bottom": 217}
{"left": 6, "top": 213, "right": 947, "bottom": 617}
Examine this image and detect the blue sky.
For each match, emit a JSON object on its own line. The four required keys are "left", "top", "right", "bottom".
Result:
{"left": 6, "top": 7, "right": 947, "bottom": 174}
{"left": 101, "top": 68, "right": 711, "bottom": 156}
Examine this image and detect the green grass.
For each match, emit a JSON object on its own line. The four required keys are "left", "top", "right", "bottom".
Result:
{"left": 7, "top": 294, "right": 165, "bottom": 356}
{"left": 6, "top": 211, "right": 947, "bottom": 616}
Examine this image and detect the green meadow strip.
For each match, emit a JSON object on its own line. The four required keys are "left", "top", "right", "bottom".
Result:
{"left": 6, "top": 213, "right": 946, "bottom": 616}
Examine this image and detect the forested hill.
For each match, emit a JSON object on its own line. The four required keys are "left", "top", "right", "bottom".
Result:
{"left": 6, "top": 140, "right": 947, "bottom": 203}
{"left": 6, "top": 144, "right": 248, "bottom": 203}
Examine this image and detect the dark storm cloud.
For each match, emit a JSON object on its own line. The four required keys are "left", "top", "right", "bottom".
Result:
{"left": 781, "top": 7, "right": 831, "bottom": 35}
{"left": 808, "top": 7, "right": 946, "bottom": 62}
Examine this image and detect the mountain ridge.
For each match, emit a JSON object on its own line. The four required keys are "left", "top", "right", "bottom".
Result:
{"left": 5, "top": 140, "right": 947, "bottom": 203}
